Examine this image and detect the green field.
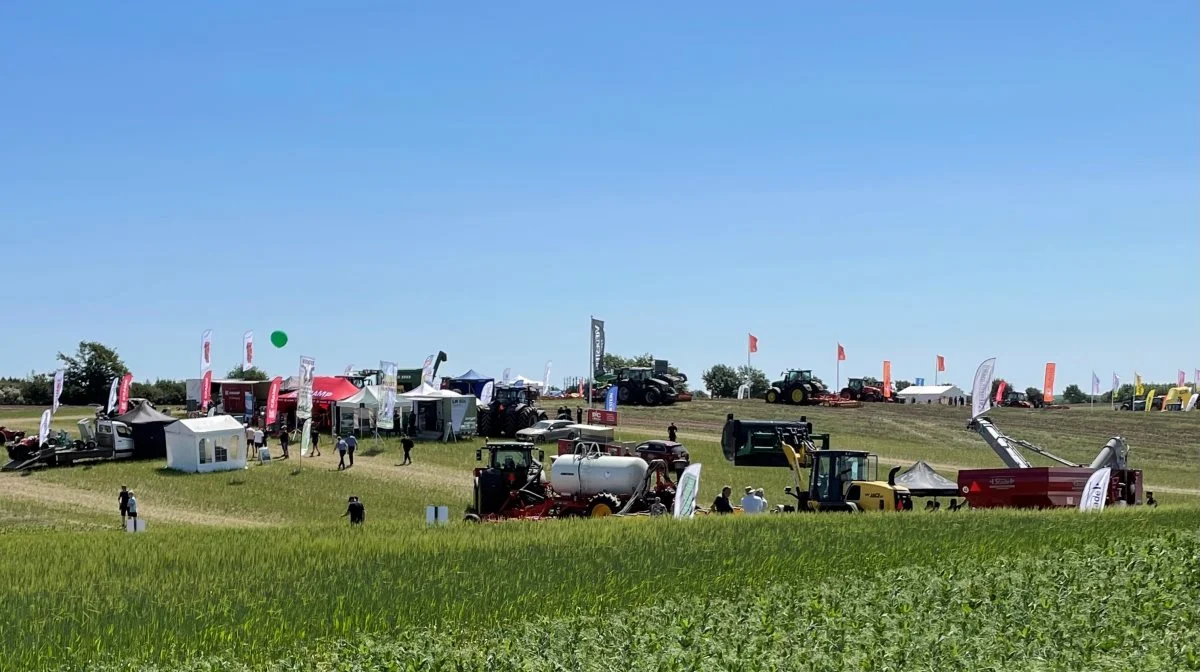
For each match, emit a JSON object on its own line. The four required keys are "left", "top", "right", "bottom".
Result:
{"left": 1, "top": 401, "right": 1198, "bottom": 670}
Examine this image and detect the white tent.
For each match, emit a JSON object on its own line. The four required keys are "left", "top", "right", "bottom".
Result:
{"left": 164, "top": 416, "right": 248, "bottom": 473}
{"left": 338, "top": 385, "right": 385, "bottom": 410}
{"left": 399, "top": 382, "right": 442, "bottom": 398}
{"left": 511, "top": 375, "right": 543, "bottom": 390}
{"left": 896, "top": 384, "right": 966, "bottom": 405}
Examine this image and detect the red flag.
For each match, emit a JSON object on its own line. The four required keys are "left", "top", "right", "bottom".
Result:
{"left": 200, "top": 369, "right": 213, "bottom": 409}
{"left": 936, "top": 355, "right": 945, "bottom": 372}
{"left": 994, "top": 381, "right": 1007, "bottom": 404}
{"left": 265, "top": 376, "right": 282, "bottom": 426}
{"left": 837, "top": 343, "right": 846, "bottom": 361}
{"left": 882, "top": 361, "right": 892, "bottom": 399}
{"left": 1043, "top": 363, "right": 1056, "bottom": 403}
{"left": 117, "top": 373, "right": 133, "bottom": 414}
{"left": 748, "top": 333, "right": 758, "bottom": 353}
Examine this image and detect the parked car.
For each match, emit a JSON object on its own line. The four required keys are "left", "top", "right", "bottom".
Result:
{"left": 515, "top": 419, "right": 580, "bottom": 444}
{"left": 632, "top": 440, "right": 690, "bottom": 467}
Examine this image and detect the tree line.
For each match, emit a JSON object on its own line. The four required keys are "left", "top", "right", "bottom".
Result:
{"left": 0, "top": 341, "right": 268, "bottom": 407}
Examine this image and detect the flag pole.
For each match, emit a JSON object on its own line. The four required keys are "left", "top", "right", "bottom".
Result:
{"left": 588, "top": 315, "right": 594, "bottom": 411}
{"left": 934, "top": 356, "right": 938, "bottom": 386}
{"left": 835, "top": 346, "right": 840, "bottom": 393}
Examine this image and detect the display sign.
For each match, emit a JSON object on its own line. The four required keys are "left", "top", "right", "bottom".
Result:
{"left": 586, "top": 409, "right": 619, "bottom": 426}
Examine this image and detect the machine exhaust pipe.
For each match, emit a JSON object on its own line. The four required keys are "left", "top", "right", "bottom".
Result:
{"left": 888, "top": 466, "right": 901, "bottom": 486}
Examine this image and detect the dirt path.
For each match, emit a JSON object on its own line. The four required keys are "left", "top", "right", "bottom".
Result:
{"left": 0, "top": 475, "right": 274, "bottom": 528}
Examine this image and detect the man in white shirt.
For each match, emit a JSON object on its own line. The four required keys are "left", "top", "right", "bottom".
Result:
{"left": 740, "top": 486, "right": 761, "bottom": 514}
{"left": 253, "top": 427, "right": 265, "bottom": 450}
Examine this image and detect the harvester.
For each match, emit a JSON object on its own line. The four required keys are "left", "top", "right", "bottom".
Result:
{"left": 476, "top": 385, "right": 549, "bottom": 438}
{"left": 464, "top": 440, "right": 683, "bottom": 521}
{"left": 721, "top": 414, "right": 912, "bottom": 512}
{"left": 765, "top": 370, "right": 843, "bottom": 406}
{"left": 958, "top": 416, "right": 1142, "bottom": 508}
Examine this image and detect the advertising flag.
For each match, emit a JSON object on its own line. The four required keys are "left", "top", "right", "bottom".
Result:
{"left": 297, "top": 356, "right": 315, "bottom": 419}
{"left": 673, "top": 463, "right": 702, "bottom": 519}
{"left": 300, "top": 418, "right": 313, "bottom": 457}
{"left": 117, "top": 373, "right": 133, "bottom": 414}
{"left": 201, "top": 329, "right": 213, "bottom": 372}
{"left": 542, "top": 360, "right": 553, "bottom": 392}
{"left": 52, "top": 369, "right": 65, "bottom": 414}
{"left": 915, "top": 377, "right": 925, "bottom": 386}
{"left": 378, "top": 360, "right": 397, "bottom": 430}
{"left": 1112, "top": 373, "right": 1120, "bottom": 396}
{"left": 479, "top": 381, "right": 494, "bottom": 406}
{"left": 265, "top": 376, "right": 282, "bottom": 427}
{"left": 200, "top": 370, "right": 212, "bottom": 410}
{"left": 837, "top": 343, "right": 846, "bottom": 361}
{"left": 994, "top": 380, "right": 1007, "bottom": 405}
{"left": 1179, "top": 370, "right": 1186, "bottom": 387}
{"left": 590, "top": 318, "right": 606, "bottom": 376}
{"left": 970, "top": 357, "right": 997, "bottom": 419}
{"left": 501, "top": 368, "right": 511, "bottom": 384}
{"left": 605, "top": 385, "right": 618, "bottom": 411}
{"left": 107, "top": 378, "right": 119, "bottom": 413}
{"left": 1135, "top": 373, "right": 1143, "bottom": 396}
{"left": 38, "top": 409, "right": 52, "bottom": 447}
{"left": 748, "top": 333, "right": 758, "bottom": 354}
{"left": 1079, "top": 467, "right": 1111, "bottom": 511}
{"left": 1091, "top": 372, "right": 1100, "bottom": 396}
{"left": 936, "top": 355, "right": 946, "bottom": 372}
{"left": 344, "top": 364, "right": 353, "bottom": 376}
{"left": 1144, "top": 388, "right": 1154, "bottom": 413}
{"left": 882, "top": 361, "right": 892, "bottom": 399}
{"left": 1043, "top": 363, "right": 1056, "bottom": 403}
{"left": 243, "top": 331, "right": 254, "bottom": 369}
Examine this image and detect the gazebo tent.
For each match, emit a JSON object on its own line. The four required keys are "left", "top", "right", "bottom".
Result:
{"left": 335, "top": 385, "right": 388, "bottom": 434}
{"left": 278, "top": 376, "right": 361, "bottom": 430}
{"left": 892, "top": 461, "right": 959, "bottom": 497}
{"left": 447, "top": 369, "right": 493, "bottom": 398}
{"left": 164, "top": 416, "right": 248, "bottom": 473}
{"left": 397, "top": 385, "right": 475, "bottom": 439}
{"left": 116, "top": 403, "right": 177, "bottom": 459}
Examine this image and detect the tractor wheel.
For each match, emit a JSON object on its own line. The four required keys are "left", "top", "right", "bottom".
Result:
{"left": 478, "top": 411, "right": 494, "bottom": 438}
{"left": 643, "top": 387, "right": 661, "bottom": 406}
{"left": 463, "top": 513, "right": 481, "bottom": 523}
{"left": 657, "top": 485, "right": 676, "bottom": 512}
{"left": 536, "top": 409, "right": 548, "bottom": 422}
{"left": 587, "top": 493, "right": 622, "bottom": 518}
{"left": 518, "top": 407, "right": 537, "bottom": 432}
{"left": 502, "top": 412, "right": 518, "bottom": 437}
{"left": 790, "top": 387, "right": 807, "bottom": 405}
{"left": 766, "top": 389, "right": 779, "bottom": 404}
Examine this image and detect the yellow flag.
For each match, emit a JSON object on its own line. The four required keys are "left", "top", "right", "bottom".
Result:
{"left": 1144, "top": 388, "right": 1154, "bottom": 413}
{"left": 1135, "top": 373, "right": 1143, "bottom": 396}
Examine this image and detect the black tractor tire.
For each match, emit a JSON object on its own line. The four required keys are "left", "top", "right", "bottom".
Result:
{"left": 536, "top": 409, "right": 549, "bottom": 422}
{"left": 502, "top": 412, "right": 518, "bottom": 438}
{"left": 657, "top": 485, "right": 676, "bottom": 512}
{"left": 478, "top": 411, "right": 494, "bottom": 438}
{"left": 463, "top": 513, "right": 481, "bottom": 523}
{"left": 517, "top": 406, "right": 537, "bottom": 432}
{"left": 587, "top": 492, "right": 622, "bottom": 518}
{"left": 643, "top": 387, "right": 661, "bottom": 406}
{"left": 618, "top": 386, "right": 632, "bottom": 404}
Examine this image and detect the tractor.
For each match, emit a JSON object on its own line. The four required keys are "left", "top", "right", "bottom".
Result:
{"left": 1001, "top": 390, "right": 1033, "bottom": 408}
{"left": 608, "top": 367, "right": 680, "bottom": 406}
{"left": 839, "top": 378, "right": 887, "bottom": 402}
{"left": 765, "top": 369, "right": 830, "bottom": 405}
{"left": 476, "top": 385, "right": 549, "bottom": 438}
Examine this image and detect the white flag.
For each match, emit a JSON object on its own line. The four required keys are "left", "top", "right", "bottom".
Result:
{"left": 1091, "top": 372, "right": 1100, "bottom": 395}
{"left": 1080, "top": 468, "right": 1111, "bottom": 511}
{"left": 542, "top": 360, "right": 552, "bottom": 391}
{"left": 297, "top": 356, "right": 316, "bottom": 420}
{"left": 970, "top": 357, "right": 997, "bottom": 419}
{"left": 243, "top": 331, "right": 254, "bottom": 370}
{"left": 201, "top": 329, "right": 213, "bottom": 372}
{"left": 673, "top": 463, "right": 702, "bottom": 519}
{"left": 479, "top": 381, "right": 494, "bottom": 405}
{"left": 300, "top": 418, "right": 313, "bottom": 457}
{"left": 52, "top": 369, "right": 65, "bottom": 414}
{"left": 501, "top": 368, "right": 511, "bottom": 384}
{"left": 344, "top": 364, "right": 353, "bottom": 376}
{"left": 422, "top": 355, "right": 435, "bottom": 383}
{"left": 107, "top": 378, "right": 119, "bottom": 413}
{"left": 38, "top": 409, "right": 52, "bottom": 447}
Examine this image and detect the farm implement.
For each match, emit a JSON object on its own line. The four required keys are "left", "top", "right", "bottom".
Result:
{"left": 765, "top": 370, "right": 858, "bottom": 407}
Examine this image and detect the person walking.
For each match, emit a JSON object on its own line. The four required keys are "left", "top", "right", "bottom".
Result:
{"left": 711, "top": 485, "right": 734, "bottom": 514}
{"left": 342, "top": 496, "right": 365, "bottom": 525}
{"left": 401, "top": 436, "right": 413, "bottom": 465}
{"left": 310, "top": 423, "right": 321, "bottom": 457}
{"left": 118, "top": 485, "right": 131, "bottom": 527}
{"left": 280, "top": 429, "right": 290, "bottom": 459}
{"left": 336, "top": 436, "right": 349, "bottom": 470}
{"left": 126, "top": 491, "right": 139, "bottom": 526}
{"left": 345, "top": 434, "right": 357, "bottom": 467}
{"left": 667, "top": 422, "right": 678, "bottom": 442}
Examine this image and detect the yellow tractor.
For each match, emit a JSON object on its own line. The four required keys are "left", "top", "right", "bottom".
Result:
{"left": 779, "top": 441, "right": 913, "bottom": 513}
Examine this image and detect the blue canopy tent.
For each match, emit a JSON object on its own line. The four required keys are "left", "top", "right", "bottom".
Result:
{"left": 447, "top": 369, "right": 494, "bottom": 398}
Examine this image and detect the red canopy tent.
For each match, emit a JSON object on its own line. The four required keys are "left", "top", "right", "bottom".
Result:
{"left": 278, "top": 376, "right": 360, "bottom": 407}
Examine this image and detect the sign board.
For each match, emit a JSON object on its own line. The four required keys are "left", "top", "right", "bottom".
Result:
{"left": 259, "top": 447, "right": 272, "bottom": 463}
{"left": 125, "top": 519, "right": 147, "bottom": 533}
{"left": 425, "top": 505, "right": 450, "bottom": 526}
{"left": 586, "top": 409, "right": 619, "bottom": 427}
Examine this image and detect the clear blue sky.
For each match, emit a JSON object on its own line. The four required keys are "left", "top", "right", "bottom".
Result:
{"left": 2, "top": 1, "right": 1196, "bottom": 392}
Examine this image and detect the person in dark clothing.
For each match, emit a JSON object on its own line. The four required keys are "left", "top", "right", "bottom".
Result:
{"left": 711, "top": 486, "right": 734, "bottom": 514}
{"left": 1147, "top": 491, "right": 1157, "bottom": 507}
{"left": 345, "top": 435, "right": 357, "bottom": 467}
{"left": 342, "top": 496, "right": 365, "bottom": 525}
{"left": 408, "top": 410, "right": 418, "bottom": 436}
{"left": 118, "top": 486, "right": 131, "bottom": 526}
{"left": 280, "top": 430, "right": 290, "bottom": 459}
{"left": 401, "top": 437, "right": 414, "bottom": 465}
{"left": 668, "top": 423, "right": 678, "bottom": 442}
{"left": 310, "top": 425, "right": 321, "bottom": 457}
{"left": 576, "top": 407, "right": 583, "bottom": 424}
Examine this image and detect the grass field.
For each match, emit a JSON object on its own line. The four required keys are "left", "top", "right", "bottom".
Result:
{"left": 1, "top": 401, "right": 1198, "bottom": 670}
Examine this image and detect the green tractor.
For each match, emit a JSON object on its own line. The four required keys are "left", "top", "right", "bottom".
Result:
{"left": 765, "top": 369, "right": 829, "bottom": 405}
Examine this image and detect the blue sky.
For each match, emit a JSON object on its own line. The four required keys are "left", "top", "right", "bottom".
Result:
{"left": 2, "top": 1, "right": 1196, "bottom": 392}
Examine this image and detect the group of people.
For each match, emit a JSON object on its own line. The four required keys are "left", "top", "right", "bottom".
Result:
{"left": 117, "top": 485, "right": 139, "bottom": 526}
{"left": 708, "top": 485, "right": 770, "bottom": 514}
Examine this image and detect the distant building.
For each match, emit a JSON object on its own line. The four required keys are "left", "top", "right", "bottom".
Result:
{"left": 896, "top": 384, "right": 966, "bottom": 405}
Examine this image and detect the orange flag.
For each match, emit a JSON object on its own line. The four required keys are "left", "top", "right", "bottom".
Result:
{"left": 837, "top": 343, "right": 846, "bottom": 361}
{"left": 882, "top": 361, "right": 892, "bottom": 399}
{"left": 748, "top": 333, "right": 758, "bottom": 353}
{"left": 936, "top": 355, "right": 945, "bottom": 372}
{"left": 1044, "top": 362, "right": 1056, "bottom": 402}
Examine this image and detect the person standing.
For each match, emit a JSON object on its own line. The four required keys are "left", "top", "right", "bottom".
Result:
{"left": 345, "top": 434, "right": 357, "bottom": 467}
{"left": 576, "top": 407, "right": 583, "bottom": 424}
{"left": 336, "top": 436, "right": 348, "bottom": 470}
{"left": 126, "top": 491, "right": 139, "bottom": 525}
{"left": 118, "top": 485, "right": 131, "bottom": 526}
{"left": 342, "top": 496, "right": 365, "bottom": 525}
{"left": 408, "top": 409, "right": 418, "bottom": 436}
{"left": 711, "top": 485, "right": 734, "bottom": 514}
{"left": 401, "top": 436, "right": 414, "bottom": 465}
{"left": 310, "top": 423, "right": 321, "bottom": 457}
{"left": 280, "top": 429, "right": 290, "bottom": 459}
{"left": 668, "top": 422, "right": 678, "bottom": 442}
{"left": 253, "top": 426, "right": 265, "bottom": 452}
{"left": 245, "top": 423, "right": 255, "bottom": 450}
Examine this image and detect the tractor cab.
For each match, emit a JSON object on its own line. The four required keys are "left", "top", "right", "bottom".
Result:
{"left": 617, "top": 367, "right": 652, "bottom": 382}
{"left": 472, "top": 442, "right": 548, "bottom": 516}
{"left": 782, "top": 447, "right": 912, "bottom": 512}
{"left": 494, "top": 386, "right": 532, "bottom": 408}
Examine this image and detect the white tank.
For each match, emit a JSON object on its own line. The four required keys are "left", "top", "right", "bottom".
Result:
{"left": 550, "top": 454, "right": 647, "bottom": 497}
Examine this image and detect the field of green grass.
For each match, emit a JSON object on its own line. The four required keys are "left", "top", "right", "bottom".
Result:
{"left": 1, "top": 400, "right": 1198, "bottom": 670}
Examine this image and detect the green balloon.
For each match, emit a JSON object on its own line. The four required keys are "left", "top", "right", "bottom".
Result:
{"left": 270, "top": 331, "right": 289, "bottom": 348}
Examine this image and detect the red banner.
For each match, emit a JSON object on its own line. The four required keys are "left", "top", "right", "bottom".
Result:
{"left": 882, "top": 361, "right": 892, "bottom": 399}
{"left": 837, "top": 343, "right": 846, "bottom": 361}
{"left": 1043, "top": 362, "right": 1056, "bottom": 402}
{"left": 994, "top": 381, "right": 1007, "bottom": 404}
{"left": 265, "top": 376, "right": 281, "bottom": 426}
{"left": 936, "top": 355, "right": 945, "bottom": 372}
{"left": 748, "top": 333, "right": 758, "bottom": 353}
{"left": 117, "top": 373, "right": 133, "bottom": 414}
{"left": 586, "top": 409, "right": 619, "bottom": 426}
{"left": 200, "top": 369, "right": 213, "bottom": 409}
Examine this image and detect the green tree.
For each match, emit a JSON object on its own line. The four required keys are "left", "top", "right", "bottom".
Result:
{"left": 57, "top": 342, "right": 128, "bottom": 405}
{"left": 19, "top": 371, "right": 52, "bottom": 406}
{"left": 894, "top": 380, "right": 912, "bottom": 392}
{"left": 1025, "top": 387, "right": 1045, "bottom": 408}
{"left": 736, "top": 365, "right": 770, "bottom": 397}
{"left": 702, "top": 364, "right": 741, "bottom": 398}
{"left": 1061, "top": 384, "right": 1089, "bottom": 404}
{"left": 130, "top": 379, "right": 187, "bottom": 406}
{"left": 227, "top": 365, "right": 269, "bottom": 381}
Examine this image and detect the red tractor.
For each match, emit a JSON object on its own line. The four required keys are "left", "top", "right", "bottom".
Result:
{"left": 0, "top": 426, "right": 27, "bottom": 446}
{"left": 839, "top": 378, "right": 888, "bottom": 402}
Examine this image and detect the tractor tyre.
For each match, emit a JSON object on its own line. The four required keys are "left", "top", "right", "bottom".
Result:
{"left": 657, "top": 485, "right": 676, "bottom": 512}
{"left": 463, "top": 513, "right": 481, "bottom": 524}
{"left": 518, "top": 407, "right": 537, "bottom": 432}
{"left": 587, "top": 492, "right": 622, "bottom": 518}
{"left": 502, "top": 412, "right": 518, "bottom": 438}
{"left": 618, "top": 386, "right": 631, "bottom": 404}
{"left": 643, "top": 387, "right": 661, "bottom": 406}
{"left": 478, "top": 411, "right": 494, "bottom": 438}
{"left": 536, "top": 409, "right": 548, "bottom": 422}
{"left": 789, "top": 387, "right": 807, "bottom": 405}
{"left": 766, "top": 389, "right": 779, "bottom": 404}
